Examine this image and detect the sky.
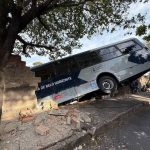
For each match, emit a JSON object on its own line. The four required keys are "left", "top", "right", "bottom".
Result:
{"left": 22, "top": 1, "right": 150, "bottom": 67}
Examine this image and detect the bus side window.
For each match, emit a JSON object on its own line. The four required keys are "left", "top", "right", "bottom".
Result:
{"left": 75, "top": 52, "right": 101, "bottom": 69}
{"left": 97, "top": 46, "right": 121, "bottom": 61}
{"left": 116, "top": 40, "right": 142, "bottom": 54}
{"left": 67, "top": 58, "right": 79, "bottom": 72}
{"left": 54, "top": 58, "right": 79, "bottom": 76}
{"left": 55, "top": 60, "right": 69, "bottom": 76}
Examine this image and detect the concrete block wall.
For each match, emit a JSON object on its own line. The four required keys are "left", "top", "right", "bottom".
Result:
{"left": 1, "top": 55, "right": 40, "bottom": 120}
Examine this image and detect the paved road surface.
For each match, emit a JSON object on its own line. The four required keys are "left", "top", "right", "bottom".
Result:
{"left": 83, "top": 107, "right": 150, "bottom": 150}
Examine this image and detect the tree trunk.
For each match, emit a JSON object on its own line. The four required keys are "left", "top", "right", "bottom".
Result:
{"left": 0, "top": 50, "right": 9, "bottom": 123}
{"left": 0, "top": 70, "right": 5, "bottom": 122}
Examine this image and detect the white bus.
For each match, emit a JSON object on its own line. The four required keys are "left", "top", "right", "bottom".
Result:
{"left": 31, "top": 38, "right": 150, "bottom": 104}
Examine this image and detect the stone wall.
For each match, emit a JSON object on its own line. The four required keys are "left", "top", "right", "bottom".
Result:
{"left": 1, "top": 55, "right": 40, "bottom": 120}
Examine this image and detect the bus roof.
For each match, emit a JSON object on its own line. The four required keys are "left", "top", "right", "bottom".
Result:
{"left": 31, "top": 37, "right": 139, "bottom": 72}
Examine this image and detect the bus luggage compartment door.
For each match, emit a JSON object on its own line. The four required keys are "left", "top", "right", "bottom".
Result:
{"left": 52, "top": 75, "right": 77, "bottom": 104}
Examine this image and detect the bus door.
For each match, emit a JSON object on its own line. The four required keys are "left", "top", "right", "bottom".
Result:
{"left": 52, "top": 58, "right": 78, "bottom": 104}
{"left": 74, "top": 52, "right": 100, "bottom": 97}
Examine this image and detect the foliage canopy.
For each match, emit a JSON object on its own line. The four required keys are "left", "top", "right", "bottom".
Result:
{"left": 0, "top": 0, "right": 149, "bottom": 62}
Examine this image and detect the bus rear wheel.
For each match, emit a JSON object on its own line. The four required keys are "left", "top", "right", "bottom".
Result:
{"left": 98, "top": 76, "right": 118, "bottom": 94}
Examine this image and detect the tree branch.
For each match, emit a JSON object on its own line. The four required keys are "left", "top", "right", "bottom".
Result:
{"left": 17, "top": 35, "right": 57, "bottom": 53}
{"left": 19, "top": 0, "right": 90, "bottom": 32}
{"left": 37, "top": 16, "right": 51, "bottom": 31}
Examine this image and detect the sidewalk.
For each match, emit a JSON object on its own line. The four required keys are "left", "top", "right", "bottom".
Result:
{"left": 0, "top": 95, "right": 148, "bottom": 150}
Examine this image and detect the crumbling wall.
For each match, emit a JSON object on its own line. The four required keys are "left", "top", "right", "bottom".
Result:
{"left": 1, "top": 55, "right": 40, "bottom": 120}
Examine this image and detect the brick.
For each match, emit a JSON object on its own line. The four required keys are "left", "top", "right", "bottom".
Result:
{"left": 35, "top": 124, "right": 49, "bottom": 136}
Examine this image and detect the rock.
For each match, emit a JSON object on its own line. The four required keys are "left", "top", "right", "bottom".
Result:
{"left": 66, "top": 116, "right": 71, "bottom": 125}
{"left": 18, "top": 122, "right": 32, "bottom": 131}
{"left": 40, "top": 100, "right": 51, "bottom": 110}
{"left": 88, "top": 127, "right": 96, "bottom": 136}
{"left": 74, "top": 145, "right": 83, "bottom": 150}
{"left": 40, "top": 100, "right": 59, "bottom": 110}
{"left": 21, "top": 116, "right": 33, "bottom": 123}
{"left": 35, "top": 124, "right": 49, "bottom": 136}
{"left": 19, "top": 108, "right": 33, "bottom": 122}
{"left": 71, "top": 116, "right": 81, "bottom": 129}
{"left": 80, "top": 112, "right": 91, "bottom": 123}
{"left": 59, "top": 109, "right": 69, "bottom": 116}
{"left": 4, "top": 122, "right": 19, "bottom": 133}
{"left": 67, "top": 109, "right": 80, "bottom": 118}
{"left": 48, "top": 109, "right": 68, "bottom": 116}
{"left": 66, "top": 109, "right": 81, "bottom": 129}
{"left": 0, "top": 124, "right": 5, "bottom": 134}
{"left": 50, "top": 100, "right": 59, "bottom": 110}
{"left": 6, "top": 141, "right": 10, "bottom": 144}
{"left": 78, "top": 145, "right": 83, "bottom": 150}
{"left": 70, "top": 100, "right": 78, "bottom": 105}
{"left": 34, "top": 112, "right": 48, "bottom": 125}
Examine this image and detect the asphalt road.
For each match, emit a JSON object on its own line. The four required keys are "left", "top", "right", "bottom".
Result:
{"left": 83, "top": 107, "right": 150, "bottom": 150}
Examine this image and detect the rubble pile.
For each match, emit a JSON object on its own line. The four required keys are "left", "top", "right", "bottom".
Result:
{"left": 0, "top": 103, "right": 92, "bottom": 150}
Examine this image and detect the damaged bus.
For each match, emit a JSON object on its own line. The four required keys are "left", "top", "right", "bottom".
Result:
{"left": 31, "top": 38, "right": 150, "bottom": 104}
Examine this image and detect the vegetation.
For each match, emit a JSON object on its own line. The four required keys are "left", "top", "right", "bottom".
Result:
{"left": 136, "top": 24, "right": 150, "bottom": 48}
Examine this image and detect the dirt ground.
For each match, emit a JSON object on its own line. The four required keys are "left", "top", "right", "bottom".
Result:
{"left": 0, "top": 92, "right": 148, "bottom": 150}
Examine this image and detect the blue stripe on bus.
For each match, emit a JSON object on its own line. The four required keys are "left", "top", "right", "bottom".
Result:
{"left": 35, "top": 71, "right": 87, "bottom": 99}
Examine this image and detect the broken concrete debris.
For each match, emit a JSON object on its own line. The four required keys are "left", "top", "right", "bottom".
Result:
{"left": 19, "top": 108, "right": 33, "bottom": 123}
{"left": 48, "top": 109, "right": 69, "bottom": 116}
{"left": 1, "top": 97, "right": 143, "bottom": 150}
{"left": 35, "top": 124, "right": 49, "bottom": 136}
{"left": 4, "top": 122, "right": 20, "bottom": 133}
{"left": 50, "top": 100, "right": 59, "bottom": 110}
{"left": 66, "top": 116, "right": 71, "bottom": 125}
{"left": 80, "top": 112, "right": 92, "bottom": 123}
{"left": 38, "top": 99, "right": 59, "bottom": 110}
{"left": 34, "top": 112, "right": 49, "bottom": 125}
{"left": 74, "top": 145, "right": 83, "bottom": 150}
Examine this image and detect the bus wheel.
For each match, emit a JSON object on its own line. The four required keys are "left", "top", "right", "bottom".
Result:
{"left": 98, "top": 76, "right": 118, "bottom": 94}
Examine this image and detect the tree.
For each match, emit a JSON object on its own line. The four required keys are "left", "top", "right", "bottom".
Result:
{"left": 136, "top": 24, "right": 150, "bottom": 41}
{"left": 136, "top": 24, "right": 150, "bottom": 49}
{"left": 0, "top": 0, "right": 149, "bottom": 121}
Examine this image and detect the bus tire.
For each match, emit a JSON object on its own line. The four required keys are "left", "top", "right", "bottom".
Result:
{"left": 98, "top": 76, "right": 118, "bottom": 94}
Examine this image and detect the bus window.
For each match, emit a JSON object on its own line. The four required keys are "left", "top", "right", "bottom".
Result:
{"left": 116, "top": 41, "right": 142, "bottom": 54}
{"left": 55, "top": 58, "right": 78, "bottom": 75}
{"left": 75, "top": 52, "right": 101, "bottom": 69}
{"left": 55, "top": 60, "right": 69, "bottom": 76}
{"left": 97, "top": 46, "right": 122, "bottom": 61}
{"left": 67, "top": 58, "right": 79, "bottom": 71}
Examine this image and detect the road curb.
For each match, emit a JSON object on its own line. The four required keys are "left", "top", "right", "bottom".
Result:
{"left": 49, "top": 102, "right": 149, "bottom": 150}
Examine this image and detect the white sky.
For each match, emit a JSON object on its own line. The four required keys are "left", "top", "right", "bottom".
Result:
{"left": 22, "top": 1, "right": 150, "bottom": 67}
